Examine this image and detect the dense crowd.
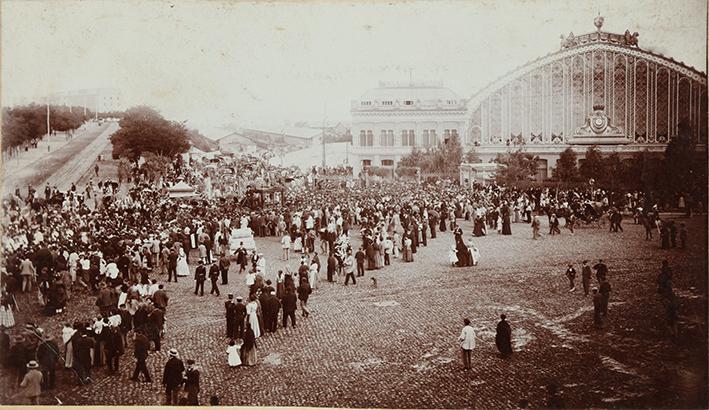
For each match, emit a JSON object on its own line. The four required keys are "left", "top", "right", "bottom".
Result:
{"left": 0, "top": 151, "right": 697, "bottom": 404}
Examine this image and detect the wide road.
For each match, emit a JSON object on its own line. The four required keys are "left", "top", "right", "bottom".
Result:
{"left": 2, "top": 122, "right": 118, "bottom": 194}
{"left": 43, "top": 122, "right": 119, "bottom": 191}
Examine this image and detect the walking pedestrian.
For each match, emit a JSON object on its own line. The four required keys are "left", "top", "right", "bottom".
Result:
{"left": 162, "top": 348, "right": 185, "bottom": 405}
{"left": 581, "top": 260, "right": 592, "bottom": 297}
{"left": 19, "top": 360, "right": 43, "bottom": 405}
{"left": 184, "top": 359, "right": 200, "bottom": 405}
{"left": 343, "top": 249, "right": 356, "bottom": 286}
{"left": 130, "top": 329, "right": 152, "bottom": 383}
{"left": 209, "top": 261, "right": 220, "bottom": 296}
{"left": 458, "top": 318, "right": 475, "bottom": 370}
{"left": 495, "top": 314, "right": 513, "bottom": 358}
{"left": 565, "top": 264, "right": 576, "bottom": 292}
{"left": 194, "top": 260, "right": 206, "bottom": 296}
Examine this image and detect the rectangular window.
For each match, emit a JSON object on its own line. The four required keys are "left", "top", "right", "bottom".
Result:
{"left": 422, "top": 130, "right": 430, "bottom": 147}
{"left": 361, "top": 101, "right": 372, "bottom": 106}
{"left": 409, "top": 130, "right": 415, "bottom": 146}
{"left": 359, "top": 130, "right": 366, "bottom": 146}
{"left": 404, "top": 100, "right": 413, "bottom": 105}
{"left": 382, "top": 101, "right": 393, "bottom": 106}
{"left": 381, "top": 159, "right": 394, "bottom": 166}
{"left": 362, "top": 159, "right": 372, "bottom": 166}
{"left": 451, "top": 129, "right": 459, "bottom": 139}
{"left": 379, "top": 130, "right": 387, "bottom": 146}
{"left": 401, "top": 130, "right": 408, "bottom": 146}
{"left": 387, "top": 130, "right": 394, "bottom": 146}
{"left": 366, "top": 130, "right": 374, "bottom": 146}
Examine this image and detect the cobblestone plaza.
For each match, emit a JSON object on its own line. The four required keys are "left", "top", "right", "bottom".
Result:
{"left": 1, "top": 216, "right": 705, "bottom": 408}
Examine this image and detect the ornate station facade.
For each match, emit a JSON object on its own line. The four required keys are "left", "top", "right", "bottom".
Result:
{"left": 465, "top": 16, "right": 707, "bottom": 180}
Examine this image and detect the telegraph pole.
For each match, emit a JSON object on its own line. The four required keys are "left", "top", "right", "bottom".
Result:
{"left": 321, "top": 103, "right": 326, "bottom": 168}
{"left": 46, "top": 98, "right": 51, "bottom": 137}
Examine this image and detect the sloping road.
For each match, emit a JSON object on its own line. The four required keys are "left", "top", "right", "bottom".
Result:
{"left": 42, "top": 122, "right": 119, "bottom": 191}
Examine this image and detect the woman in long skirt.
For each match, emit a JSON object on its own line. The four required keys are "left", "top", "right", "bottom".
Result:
{"left": 62, "top": 323, "right": 76, "bottom": 368}
{"left": 240, "top": 327, "right": 257, "bottom": 366}
{"left": 246, "top": 295, "right": 261, "bottom": 338}
{"left": 373, "top": 240, "right": 383, "bottom": 269}
{"left": 226, "top": 339, "right": 242, "bottom": 367}
{"left": 403, "top": 237, "right": 413, "bottom": 262}
{"left": 0, "top": 294, "right": 15, "bottom": 328}
{"left": 176, "top": 248, "right": 190, "bottom": 277}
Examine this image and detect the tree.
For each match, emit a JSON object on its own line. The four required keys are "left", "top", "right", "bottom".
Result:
{"left": 494, "top": 149, "right": 539, "bottom": 185}
{"left": 397, "top": 135, "right": 469, "bottom": 178}
{"left": 601, "top": 152, "right": 624, "bottom": 190}
{"left": 110, "top": 106, "right": 190, "bottom": 162}
{"left": 661, "top": 120, "right": 696, "bottom": 195}
{"left": 553, "top": 147, "right": 579, "bottom": 185}
{"left": 579, "top": 145, "right": 605, "bottom": 182}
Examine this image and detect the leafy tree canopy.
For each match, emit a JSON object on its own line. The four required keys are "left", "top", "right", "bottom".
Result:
{"left": 110, "top": 106, "right": 190, "bottom": 162}
{"left": 494, "top": 149, "right": 538, "bottom": 185}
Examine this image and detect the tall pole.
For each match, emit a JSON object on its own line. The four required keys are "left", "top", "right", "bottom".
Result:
{"left": 46, "top": 99, "right": 51, "bottom": 137}
{"left": 321, "top": 103, "right": 326, "bottom": 168}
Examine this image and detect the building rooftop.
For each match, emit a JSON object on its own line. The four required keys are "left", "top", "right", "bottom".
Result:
{"left": 359, "top": 81, "right": 462, "bottom": 102}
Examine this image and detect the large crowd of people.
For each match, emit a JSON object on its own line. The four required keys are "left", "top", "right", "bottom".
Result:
{"left": 0, "top": 150, "right": 699, "bottom": 404}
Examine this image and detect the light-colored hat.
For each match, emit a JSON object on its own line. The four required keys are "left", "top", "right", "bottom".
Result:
{"left": 27, "top": 360, "right": 39, "bottom": 369}
{"left": 168, "top": 348, "right": 179, "bottom": 357}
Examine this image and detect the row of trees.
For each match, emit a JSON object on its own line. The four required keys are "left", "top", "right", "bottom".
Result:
{"left": 2, "top": 104, "right": 92, "bottom": 152}
{"left": 494, "top": 122, "right": 706, "bottom": 201}
{"left": 110, "top": 106, "right": 191, "bottom": 162}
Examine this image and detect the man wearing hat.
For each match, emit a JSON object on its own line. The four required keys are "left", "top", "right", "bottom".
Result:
{"left": 194, "top": 260, "right": 206, "bottom": 297}
{"left": 36, "top": 332, "right": 60, "bottom": 390}
{"left": 162, "top": 348, "right": 185, "bottom": 405}
{"left": 225, "top": 295, "right": 237, "bottom": 339}
{"left": 184, "top": 359, "right": 200, "bottom": 405}
{"left": 19, "top": 360, "right": 43, "bottom": 404}
{"left": 234, "top": 296, "right": 247, "bottom": 339}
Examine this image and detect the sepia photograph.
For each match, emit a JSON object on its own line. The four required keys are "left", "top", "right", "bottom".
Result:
{"left": 0, "top": 0, "right": 707, "bottom": 407}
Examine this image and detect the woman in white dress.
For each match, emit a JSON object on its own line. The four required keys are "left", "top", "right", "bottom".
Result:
{"left": 176, "top": 247, "right": 190, "bottom": 277}
{"left": 246, "top": 295, "right": 261, "bottom": 338}
{"left": 62, "top": 323, "right": 76, "bottom": 368}
{"left": 226, "top": 340, "right": 242, "bottom": 367}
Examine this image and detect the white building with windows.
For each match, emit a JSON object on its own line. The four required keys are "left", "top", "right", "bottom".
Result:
{"left": 47, "top": 88, "right": 122, "bottom": 113}
{"left": 350, "top": 81, "right": 468, "bottom": 174}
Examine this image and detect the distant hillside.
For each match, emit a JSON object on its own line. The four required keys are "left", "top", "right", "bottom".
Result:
{"left": 187, "top": 129, "right": 219, "bottom": 152}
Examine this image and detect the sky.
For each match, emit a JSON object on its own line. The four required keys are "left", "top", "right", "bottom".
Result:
{"left": 2, "top": 0, "right": 706, "bottom": 134}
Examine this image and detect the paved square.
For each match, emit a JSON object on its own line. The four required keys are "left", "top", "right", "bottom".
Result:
{"left": 1, "top": 215, "right": 706, "bottom": 408}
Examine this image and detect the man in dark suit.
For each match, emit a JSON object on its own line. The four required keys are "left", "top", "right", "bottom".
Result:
{"left": 194, "top": 260, "right": 206, "bottom": 296}
{"left": 354, "top": 247, "right": 366, "bottom": 277}
{"left": 327, "top": 253, "right": 337, "bottom": 283}
{"left": 131, "top": 329, "right": 151, "bottom": 383}
{"left": 235, "top": 243, "right": 247, "bottom": 274}
{"left": 219, "top": 253, "right": 231, "bottom": 285}
{"left": 148, "top": 307, "right": 165, "bottom": 351}
{"left": 282, "top": 288, "right": 298, "bottom": 329}
{"left": 162, "top": 348, "right": 184, "bottom": 405}
{"left": 208, "top": 261, "right": 220, "bottom": 296}
{"left": 104, "top": 325, "right": 124, "bottom": 374}
{"left": 167, "top": 249, "right": 178, "bottom": 283}
{"left": 184, "top": 359, "right": 200, "bottom": 405}
{"left": 265, "top": 290, "right": 281, "bottom": 333}
{"left": 225, "top": 295, "right": 237, "bottom": 339}
{"left": 234, "top": 296, "right": 247, "bottom": 339}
